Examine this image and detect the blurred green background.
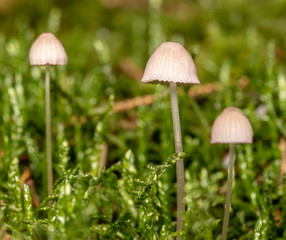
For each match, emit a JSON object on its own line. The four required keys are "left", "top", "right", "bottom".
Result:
{"left": 2, "top": 0, "right": 286, "bottom": 238}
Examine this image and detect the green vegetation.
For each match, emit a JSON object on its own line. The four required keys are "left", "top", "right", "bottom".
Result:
{"left": 1, "top": 0, "right": 286, "bottom": 239}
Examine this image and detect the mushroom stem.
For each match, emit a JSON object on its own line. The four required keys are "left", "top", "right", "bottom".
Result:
{"left": 221, "top": 143, "right": 235, "bottom": 240}
{"left": 45, "top": 65, "right": 53, "bottom": 197}
{"left": 170, "top": 82, "right": 185, "bottom": 238}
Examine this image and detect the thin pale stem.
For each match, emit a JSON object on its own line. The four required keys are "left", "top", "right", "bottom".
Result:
{"left": 221, "top": 143, "right": 235, "bottom": 240}
{"left": 45, "top": 65, "right": 53, "bottom": 197}
{"left": 170, "top": 82, "right": 185, "bottom": 239}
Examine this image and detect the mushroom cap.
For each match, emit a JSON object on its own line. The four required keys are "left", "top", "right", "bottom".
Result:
{"left": 141, "top": 42, "right": 200, "bottom": 86}
{"left": 211, "top": 107, "right": 253, "bottom": 144}
{"left": 29, "top": 32, "right": 68, "bottom": 66}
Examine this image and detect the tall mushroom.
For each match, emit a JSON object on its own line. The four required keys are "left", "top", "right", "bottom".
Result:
{"left": 141, "top": 42, "right": 199, "bottom": 237}
{"left": 29, "top": 33, "right": 67, "bottom": 197}
{"left": 211, "top": 107, "right": 253, "bottom": 240}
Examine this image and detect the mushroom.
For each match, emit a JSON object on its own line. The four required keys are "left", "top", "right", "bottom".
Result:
{"left": 141, "top": 42, "right": 199, "bottom": 237}
{"left": 211, "top": 107, "right": 253, "bottom": 240}
{"left": 29, "top": 32, "right": 67, "bottom": 197}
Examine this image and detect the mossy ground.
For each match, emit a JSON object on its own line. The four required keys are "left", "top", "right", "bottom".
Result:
{"left": 1, "top": 0, "right": 286, "bottom": 239}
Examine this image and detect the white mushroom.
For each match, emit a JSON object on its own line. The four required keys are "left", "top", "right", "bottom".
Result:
{"left": 211, "top": 107, "right": 253, "bottom": 240}
{"left": 29, "top": 32, "right": 67, "bottom": 198}
{"left": 142, "top": 42, "right": 199, "bottom": 238}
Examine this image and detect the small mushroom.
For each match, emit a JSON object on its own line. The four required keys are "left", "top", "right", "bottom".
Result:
{"left": 29, "top": 32, "right": 67, "bottom": 66}
{"left": 211, "top": 107, "right": 253, "bottom": 240}
{"left": 29, "top": 32, "right": 67, "bottom": 197}
{"left": 142, "top": 42, "right": 199, "bottom": 237}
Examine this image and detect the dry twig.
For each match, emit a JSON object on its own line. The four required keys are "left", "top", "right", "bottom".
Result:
{"left": 188, "top": 82, "right": 220, "bottom": 98}
{"left": 20, "top": 168, "right": 31, "bottom": 185}
{"left": 112, "top": 83, "right": 220, "bottom": 113}
{"left": 112, "top": 94, "right": 154, "bottom": 112}
{"left": 19, "top": 168, "right": 41, "bottom": 207}
{"left": 279, "top": 137, "right": 286, "bottom": 186}
{"left": 98, "top": 142, "right": 108, "bottom": 177}
{"left": 119, "top": 58, "right": 144, "bottom": 81}
{"left": 26, "top": 179, "right": 41, "bottom": 207}
{"left": 1, "top": 226, "right": 13, "bottom": 240}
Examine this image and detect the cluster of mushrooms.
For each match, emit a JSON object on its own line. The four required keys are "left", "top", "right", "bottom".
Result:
{"left": 29, "top": 33, "right": 253, "bottom": 240}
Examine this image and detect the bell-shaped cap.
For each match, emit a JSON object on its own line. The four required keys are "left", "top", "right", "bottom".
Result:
{"left": 141, "top": 42, "right": 200, "bottom": 85}
{"left": 29, "top": 32, "right": 67, "bottom": 66}
{"left": 211, "top": 107, "right": 253, "bottom": 144}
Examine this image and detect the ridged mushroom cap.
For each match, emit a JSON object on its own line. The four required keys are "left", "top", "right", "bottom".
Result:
{"left": 211, "top": 107, "right": 253, "bottom": 144}
{"left": 141, "top": 42, "right": 200, "bottom": 86}
{"left": 29, "top": 33, "right": 67, "bottom": 66}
